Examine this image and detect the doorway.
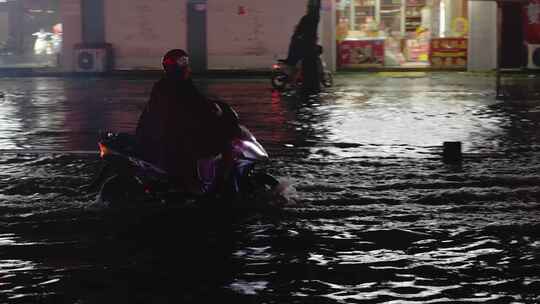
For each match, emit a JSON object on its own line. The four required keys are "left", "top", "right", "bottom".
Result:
{"left": 500, "top": 3, "right": 525, "bottom": 68}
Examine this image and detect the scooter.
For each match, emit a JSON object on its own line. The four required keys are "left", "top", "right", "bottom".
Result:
{"left": 271, "top": 57, "right": 333, "bottom": 91}
{"left": 89, "top": 102, "right": 282, "bottom": 209}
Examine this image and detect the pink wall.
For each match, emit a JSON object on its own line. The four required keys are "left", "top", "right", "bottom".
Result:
{"left": 207, "top": 0, "right": 305, "bottom": 69}
{"left": 59, "top": 0, "right": 334, "bottom": 71}
{"left": 104, "top": 0, "right": 188, "bottom": 70}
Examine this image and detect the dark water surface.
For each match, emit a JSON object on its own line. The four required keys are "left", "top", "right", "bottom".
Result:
{"left": 0, "top": 74, "right": 539, "bottom": 303}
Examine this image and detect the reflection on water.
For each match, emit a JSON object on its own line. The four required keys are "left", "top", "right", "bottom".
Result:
{"left": 0, "top": 78, "right": 148, "bottom": 150}
{"left": 0, "top": 74, "right": 539, "bottom": 303}
{"left": 319, "top": 93, "right": 505, "bottom": 157}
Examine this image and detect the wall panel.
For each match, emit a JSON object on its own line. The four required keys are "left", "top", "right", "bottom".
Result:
{"left": 104, "top": 0, "right": 187, "bottom": 70}
{"left": 207, "top": 0, "right": 305, "bottom": 69}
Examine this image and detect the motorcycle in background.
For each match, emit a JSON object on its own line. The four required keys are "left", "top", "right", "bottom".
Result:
{"left": 271, "top": 49, "right": 333, "bottom": 91}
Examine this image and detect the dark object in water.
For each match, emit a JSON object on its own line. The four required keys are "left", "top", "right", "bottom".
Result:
{"left": 443, "top": 141, "right": 462, "bottom": 163}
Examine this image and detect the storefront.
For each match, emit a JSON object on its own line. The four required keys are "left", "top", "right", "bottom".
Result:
{"left": 0, "top": 0, "right": 510, "bottom": 73}
{"left": 490, "top": 0, "right": 540, "bottom": 98}
{"left": 335, "top": 0, "right": 469, "bottom": 69}
{"left": 0, "top": 0, "right": 62, "bottom": 68}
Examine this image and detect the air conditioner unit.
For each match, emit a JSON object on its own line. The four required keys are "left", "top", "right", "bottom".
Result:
{"left": 74, "top": 44, "right": 112, "bottom": 72}
{"left": 527, "top": 43, "right": 540, "bottom": 70}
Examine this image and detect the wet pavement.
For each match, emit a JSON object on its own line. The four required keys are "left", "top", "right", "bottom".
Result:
{"left": 0, "top": 72, "right": 539, "bottom": 303}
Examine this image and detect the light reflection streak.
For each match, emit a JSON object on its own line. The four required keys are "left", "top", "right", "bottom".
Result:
{"left": 309, "top": 241, "right": 507, "bottom": 280}
{"left": 324, "top": 285, "right": 511, "bottom": 303}
{"left": 229, "top": 280, "right": 269, "bottom": 295}
{"left": 0, "top": 234, "right": 41, "bottom": 247}
{"left": 377, "top": 294, "right": 512, "bottom": 303}
{"left": 0, "top": 260, "right": 36, "bottom": 274}
{"left": 0, "top": 94, "right": 22, "bottom": 149}
{"left": 0, "top": 78, "right": 67, "bottom": 149}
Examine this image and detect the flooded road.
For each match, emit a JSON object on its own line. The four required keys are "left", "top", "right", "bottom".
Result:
{"left": 0, "top": 73, "right": 539, "bottom": 303}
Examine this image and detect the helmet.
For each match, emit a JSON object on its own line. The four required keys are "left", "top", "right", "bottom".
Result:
{"left": 162, "top": 49, "right": 190, "bottom": 79}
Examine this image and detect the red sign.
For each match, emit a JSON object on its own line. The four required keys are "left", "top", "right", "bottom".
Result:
{"left": 524, "top": 0, "right": 540, "bottom": 43}
{"left": 238, "top": 6, "right": 247, "bottom": 16}
{"left": 430, "top": 38, "right": 468, "bottom": 68}
{"left": 338, "top": 39, "right": 384, "bottom": 68}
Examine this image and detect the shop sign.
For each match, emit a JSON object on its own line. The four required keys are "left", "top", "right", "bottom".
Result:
{"left": 339, "top": 39, "right": 384, "bottom": 68}
{"left": 524, "top": 0, "right": 540, "bottom": 43}
{"left": 451, "top": 17, "right": 469, "bottom": 37}
{"left": 430, "top": 38, "right": 467, "bottom": 68}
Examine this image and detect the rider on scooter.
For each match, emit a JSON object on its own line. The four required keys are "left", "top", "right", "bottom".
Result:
{"left": 283, "top": 6, "right": 320, "bottom": 88}
{"left": 136, "top": 49, "right": 239, "bottom": 194}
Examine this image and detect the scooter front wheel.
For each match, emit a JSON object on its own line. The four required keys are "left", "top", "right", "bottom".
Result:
{"left": 271, "top": 73, "right": 288, "bottom": 91}
{"left": 252, "top": 172, "right": 280, "bottom": 191}
{"left": 250, "top": 172, "right": 290, "bottom": 208}
{"left": 322, "top": 71, "right": 333, "bottom": 87}
{"left": 238, "top": 171, "right": 279, "bottom": 196}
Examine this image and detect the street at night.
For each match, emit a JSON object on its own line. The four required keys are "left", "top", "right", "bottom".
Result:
{"left": 0, "top": 73, "right": 539, "bottom": 303}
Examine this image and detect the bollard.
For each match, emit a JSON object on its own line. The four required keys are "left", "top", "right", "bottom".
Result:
{"left": 442, "top": 141, "right": 462, "bottom": 163}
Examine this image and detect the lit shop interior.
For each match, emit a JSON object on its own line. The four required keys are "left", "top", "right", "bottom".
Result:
{"left": 0, "top": 0, "right": 61, "bottom": 68}
{"left": 336, "top": 0, "right": 469, "bottom": 69}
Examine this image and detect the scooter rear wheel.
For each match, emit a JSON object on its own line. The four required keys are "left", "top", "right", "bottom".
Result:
{"left": 271, "top": 73, "right": 288, "bottom": 91}
{"left": 99, "top": 174, "right": 145, "bottom": 208}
